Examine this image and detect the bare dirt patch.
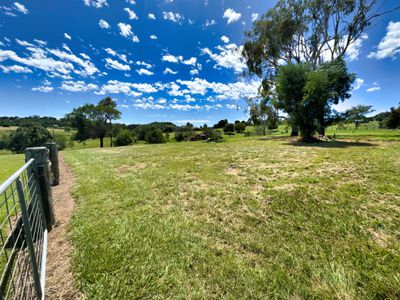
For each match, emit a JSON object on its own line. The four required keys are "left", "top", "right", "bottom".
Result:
{"left": 45, "top": 154, "right": 82, "bottom": 299}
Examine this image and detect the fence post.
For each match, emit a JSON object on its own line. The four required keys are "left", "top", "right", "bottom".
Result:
{"left": 46, "top": 142, "right": 60, "bottom": 186}
{"left": 16, "top": 178, "right": 43, "bottom": 299}
{"left": 25, "top": 147, "right": 55, "bottom": 231}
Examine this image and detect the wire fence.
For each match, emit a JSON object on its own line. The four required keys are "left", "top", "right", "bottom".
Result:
{"left": 0, "top": 158, "right": 48, "bottom": 300}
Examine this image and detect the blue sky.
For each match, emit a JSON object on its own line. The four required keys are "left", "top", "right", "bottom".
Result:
{"left": 0, "top": 0, "right": 399, "bottom": 125}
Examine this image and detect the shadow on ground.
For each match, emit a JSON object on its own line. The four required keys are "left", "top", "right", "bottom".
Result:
{"left": 285, "top": 140, "right": 375, "bottom": 148}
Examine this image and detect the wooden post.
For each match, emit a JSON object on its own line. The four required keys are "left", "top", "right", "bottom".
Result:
{"left": 46, "top": 142, "right": 60, "bottom": 186}
{"left": 25, "top": 147, "right": 55, "bottom": 231}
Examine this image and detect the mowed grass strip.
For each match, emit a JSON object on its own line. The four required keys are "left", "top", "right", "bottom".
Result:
{"left": 64, "top": 136, "right": 400, "bottom": 299}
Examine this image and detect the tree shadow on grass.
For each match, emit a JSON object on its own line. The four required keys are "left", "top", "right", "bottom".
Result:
{"left": 285, "top": 140, "right": 375, "bottom": 148}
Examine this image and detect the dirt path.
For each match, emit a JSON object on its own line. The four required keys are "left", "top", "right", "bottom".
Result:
{"left": 45, "top": 154, "right": 82, "bottom": 299}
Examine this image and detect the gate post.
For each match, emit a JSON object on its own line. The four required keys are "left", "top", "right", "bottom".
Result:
{"left": 46, "top": 142, "right": 60, "bottom": 186}
{"left": 25, "top": 147, "right": 55, "bottom": 231}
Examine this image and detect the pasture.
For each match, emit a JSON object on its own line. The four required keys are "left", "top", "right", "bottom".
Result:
{"left": 1, "top": 125, "right": 400, "bottom": 298}
{"left": 62, "top": 132, "right": 400, "bottom": 299}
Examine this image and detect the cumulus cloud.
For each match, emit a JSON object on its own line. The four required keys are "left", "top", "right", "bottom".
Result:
{"left": 204, "top": 19, "right": 216, "bottom": 27}
{"left": 96, "top": 80, "right": 158, "bottom": 96}
{"left": 190, "top": 69, "right": 199, "bottom": 76}
{"left": 163, "top": 67, "right": 178, "bottom": 75}
{"left": 83, "top": 0, "right": 108, "bottom": 8}
{"left": 223, "top": 8, "right": 241, "bottom": 24}
{"left": 368, "top": 21, "right": 400, "bottom": 60}
{"left": 136, "top": 61, "right": 153, "bottom": 69}
{"left": 0, "top": 64, "right": 32, "bottom": 73}
{"left": 221, "top": 35, "right": 229, "bottom": 43}
{"left": 162, "top": 54, "right": 197, "bottom": 66}
{"left": 64, "top": 33, "right": 72, "bottom": 40}
{"left": 353, "top": 78, "right": 364, "bottom": 91}
{"left": 99, "top": 19, "right": 110, "bottom": 29}
{"left": 124, "top": 7, "right": 138, "bottom": 20}
{"left": 163, "top": 11, "right": 184, "bottom": 24}
{"left": 150, "top": 35, "right": 158, "bottom": 40}
{"left": 126, "top": 0, "right": 136, "bottom": 4}
{"left": 32, "top": 85, "right": 53, "bottom": 93}
{"left": 148, "top": 13, "right": 156, "bottom": 20}
{"left": 251, "top": 13, "right": 259, "bottom": 22}
{"left": 136, "top": 68, "right": 154, "bottom": 76}
{"left": 14, "top": 2, "right": 28, "bottom": 14}
{"left": 61, "top": 80, "right": 98, "bottom": 92}
{"left": 118, "top": 23, "right": 139, "bottom": 42}
{"left": 201, "top": 43, "right": 247, "bottom": 73}
{"left": 105, "top": 57, "right": 131, "bottom": 71}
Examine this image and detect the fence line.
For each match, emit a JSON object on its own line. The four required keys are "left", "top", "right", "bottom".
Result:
{"left": 0, "top": 147, "right": 56, "bottom": 299}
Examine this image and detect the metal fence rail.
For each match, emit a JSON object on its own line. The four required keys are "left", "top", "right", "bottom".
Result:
{"left": 0, "top": 158, "right": 48, "bottom": 300}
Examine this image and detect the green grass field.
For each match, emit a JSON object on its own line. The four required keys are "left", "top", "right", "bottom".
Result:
{"left": 62, "top": 130, "right": 400, "bottom": 299}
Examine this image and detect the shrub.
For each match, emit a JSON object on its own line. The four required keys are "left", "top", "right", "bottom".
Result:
{"left": 145, "top": 128, "right": 166, "bottom": 144}
{"left": 8, "top": 124, "right": 52, "bottom": 153}
{"left": 55, "top": 135, "right": 68, "bottom": 150}
{"left": 174, "top": 130, "right": 193, "bottom": 142}
{"left": 114, "top": 129, "right": 135, "bottom": 147}
{"left": 223, "top": 123, "right": 235, "bottom": 133}
{"left": 234, "top": 122, "right": 246, "bottom": 133}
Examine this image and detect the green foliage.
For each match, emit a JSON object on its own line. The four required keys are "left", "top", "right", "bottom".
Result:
{"left": 213, "top": 119, "right": 228, "bottom": 129}
{"left": 145, "top": 128, "right": 166, "bottom": 144}
{"left": 114, "top": 129, "right": 135, "bottom": 147}
{"left": 234, "top": 122, "right": 246, "bottom": 133}
{"left": 55, "top": 135, "right": 68, "bottom": 150}
{"left": 276, "top": 59, "right": 354, "bottom": 140}
{"left": 223, "top": 123, "right": 235, "bottom": 133}
{"left": 8, "top": 124, "right": 52, "bottom": 153}
{"left": 385, "top": 106, "right": 400, "bottom": 129}
{"left": 344, "top": 105, "right": 375, "bottom": 129}
{"left": 0, "top": 115, "right": 67, "bottom": 128}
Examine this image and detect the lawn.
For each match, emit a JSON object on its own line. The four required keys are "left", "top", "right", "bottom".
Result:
{"left": 63, "top": 133, "right": 400, "bottom": 299}
{"left": 0, "top": 154, "right": 24, "bottom": 184}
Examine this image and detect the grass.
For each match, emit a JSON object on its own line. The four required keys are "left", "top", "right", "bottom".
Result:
{"left": 63, "top": 130, "right": 400, "bottom": 299}
{"left": 0, "top": 154, "right": 24, "bottom": 184}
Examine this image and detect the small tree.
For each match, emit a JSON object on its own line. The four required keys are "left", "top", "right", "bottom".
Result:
{"left": 145, "top": 128, "right": 166, "bottom": 144}
{"left": 114, "top": 129, "right": 135, "bottom": 146}
{"left": 234, "top": 122, "right": 246, "bottom": 133}
{"left": 385, "top": 105, "right": 400, "bottom": 129}
{"left": 344, "top": 105, "right": 374, "bottom": 129}
{"left": 8, "top": 124, "right": 52, "bottom": 153}
{"left": 223, "top": 123, "right": 235, "bottom": 133}
{"left": 214, "top": 119, "right": 228, "bottom": 129}
{"left": 98, "top": 97, "right": 121, "bottom": 147}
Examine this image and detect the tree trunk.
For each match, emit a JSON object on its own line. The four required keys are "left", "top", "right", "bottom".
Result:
{"left": 290, "top": 124, "right": 299, "bottom": 136}
{"left": 317, "top": 127, "right": 325, "bottom": 136}
{"left": 110, "top": 120, "right": 113, "bottom": 147}
{"left": 100, "top": 136, "right": 104, "bottom": 148}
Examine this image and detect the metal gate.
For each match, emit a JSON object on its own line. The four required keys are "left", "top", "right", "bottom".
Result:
{"left": 0, "top": 158, "right": 48, "bottom": 299}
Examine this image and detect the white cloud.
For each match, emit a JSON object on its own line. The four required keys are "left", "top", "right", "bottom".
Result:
{"left": 163, "top": 67, "right": 178, "bottom": 75}
{"left": 201, "top": 43, "right": 247, "bottom": 73}
{"left": 150, "top": 35, "right": 158, "bottom": 40}
{"left": 251, "top": 13, "right": 259, "bottom": 22}
{"left": 204, "top": 19, "right": 216, "bottom": 27}
{"left": 182, "top": 57, "right": 197, "bottom": 66}
{"left": 0, "top": 64, "right": 32, "bottom": 73}
{"left": 190, "top": 69, "right": 199, "bottom": 76}
{"left": 221, "top": 35, "right": 229, "bottom": 43}
{"left": 366, "top": 86, "right": 381, "bottom": 92}
{"left": 83, "top": 0, "right": 108, "bottom": 8}
{"left": 14, "top": 2, "right": 28, "bottom": 14}
{"left": 136, "top": 68, "right": 154, "bottom": 76}
{"left": 99, "top": 19, "right": 110, "bottom": 29}
{"left": 61, "top": 80, "right": 98, "bottom": 92}
{"left": 162, "top": 54, "right": 181, "bottom": 63}
{"left": 223, "top": 8, "right": 241, "bottom": 24}
{"left": 80, "top": 53, "right": 90, "bottom": 60}
{"left": 170, "top": 104, "right": 201, "bottom": 111}
{"left": 32, "top": 85, "right": 53, "bottom": 93}
{"left": 136, "top": 61, "right": 153, "bottom": 69}
{"left": 105, "top": 48, "right": 117, "bottom": 56}
{"left": 105, "top": 57, "right": 131, "bottom": 71}
{"left": 353, "top": 78, "right": 364, "bottom": 91}
{"left": 148, "top": 13, "right": 156, "bottom": 20}
{"left": 124, "top": 7, "right": 138, "bottom": 20}
{"left": 126, "top": 0, "right": 136, "bottom": 4}
{"left": 105, "top": 48, "right": 129, "bottom": 62}
{"left": 96, "top": 80, "right": 158, "bottom": 96}
{"left": 118, "top": 23, "right": 140, "bottom": 42}
{"left": 47, "top": 48, "right": 99, "bottom": 76}
{"left": 346, "top": 34, "right": 368, "bottom": 61}
{"left": 64, "top": 33, "right": 72, "bottom": 40}
{"left": 368, "top": 21, "right": 400, "bottom": 60}
{"left": 163, "top": 11, "right": 184, "bottom": 24}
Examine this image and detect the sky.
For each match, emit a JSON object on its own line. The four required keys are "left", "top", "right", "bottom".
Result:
{"left": 0, "top": 0, "right": 399, "bottom": 125}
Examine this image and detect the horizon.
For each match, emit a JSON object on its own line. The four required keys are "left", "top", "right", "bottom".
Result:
{"left": 0, "top": 0, "right": 399, "bottom": 125}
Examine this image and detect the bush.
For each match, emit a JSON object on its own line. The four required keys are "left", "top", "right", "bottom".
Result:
{"left": 114, "top": 129, "right": 135, "bottom": 147}
{"left": 223, "top": 123, "right": 235, "bottom": 133}
{"left": 55, "top": 135, "right": 68, "bottom": 150}
{"left": 234, "top": 122, "right": 246, "bottom": 133}
{"left": 145, "top": 128, "right": 166, "bottom": 144}
{"left": 174, "top": 130, "right": 193, "bottom": 142}
{"left": 8, "top": 124, "right": 52, "bottom": 153}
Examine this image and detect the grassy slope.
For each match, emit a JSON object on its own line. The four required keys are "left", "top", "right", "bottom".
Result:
{"left": 0, "top": 154, "right": 24, "bottom": 184}
{"left": 64, "top": 134, "right": 400, "bottom": 299}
